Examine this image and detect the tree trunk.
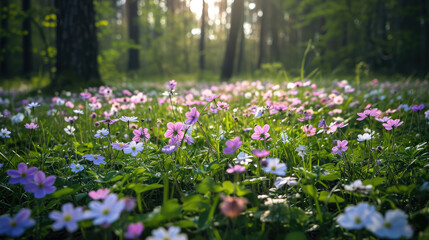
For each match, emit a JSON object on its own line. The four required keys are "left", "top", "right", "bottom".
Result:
{"left": 220, "top": 0, "right": 244, "bottom": 81}
{"left": 0, "top": 0, "right": 9, "bottom": 78}
{"left": 257, "top": 0, "right": 269, "bottom": 69}
{"left": 54, "top": 0, "right": 102, "bottom": 90}
{"left": 22, "top": 0, "right": 32, "bottom": 77}
{"left": 199, "top": 0, "right": 207, "bottom": 71}
{"left": 127, "top": 0, "right": 140, "bottom": 71}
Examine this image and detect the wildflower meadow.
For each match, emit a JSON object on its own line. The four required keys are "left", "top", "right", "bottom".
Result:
{"left": 0, "top": 79, "right": 428, "bottom": 239}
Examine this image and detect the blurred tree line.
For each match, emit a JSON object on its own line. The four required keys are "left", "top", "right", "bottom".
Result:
{"left": 0, "top": 0, "right": 428, "bottom": 87}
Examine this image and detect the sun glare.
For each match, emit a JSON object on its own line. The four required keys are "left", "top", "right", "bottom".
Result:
{"left": 189, "top": 0, "right": 219, "bottom": 20}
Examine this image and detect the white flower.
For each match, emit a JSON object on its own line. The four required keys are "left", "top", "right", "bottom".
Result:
{"left": 119, "top": 116, "right": 138, "bottom": 122}
{"left": 64, "top": 125, "right": 75, "bottom": 136}
{"left": 123, "top": 141, "right": 144, "bottom": 157}
{"left": 147, "top": 226, "right": 188, "bottom": 240}
{"left": 366, "top": 209, "right": 413, "bottom": 239}
{"left": 11, "top": 113, "right": 24, "bottom": 124}
{"left": 254, "top": 107, "right": 264, "bottom": 118}
{"left": 56, "top": 98, "right": 65, "bottom": 106}
{"left": 49, "top": 203, "right": 83, "bottom": 233}
{"left": 234, "top": 152, "right": 253, "bottom": 165}
{"left": 0, "top": 128, "right": 11, "bottom": 138}
{"left": 274, "top": 177, "right": 298, "bottom": 189}
{"left": 83, "top": 194, "right": 125, "bottom": 226}
{"left": 295, "top": 145, "right": 307, "bottom": 158}
{"left": 357, "top": 133, "right": 375, "bottom": 141}
{"left": 73, "top": 109, "right": 84, "bottom": 115}
{"left": 27, "top": 102, "right": 40, "bottom": 108}
{"left": 94, "top": 128, "right": 109, "bottom": 139}
{"left": 263, "top": 158, "right": 287, "bottom": 176}
{"left": 336, "top": 202, "right": 376, "bottom": 230}
{"left": 425, "top": 110, "right": 429, "bottom": 119}
{"left": 280, "top": 132, "right": 290, "bottom": 143}
{"left": 344, "top": 180, "right": 372, "bottom": 193}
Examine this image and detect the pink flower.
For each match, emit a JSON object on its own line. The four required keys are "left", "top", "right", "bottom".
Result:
{"left": 164, "top": 122, "right": 185, "bottom": 140}
{"left": 382, "top": 119, "right": 404, "bottom": 131}
{"left": 226, "top": 164, "right": 245, "bottom": 174}
{"left": 185, "top": 107, "right": 199, "bottom": 125}
{"left": 167, "top": 80, "right": 176, "bottom": 90}
{"left": 332, "top": 140, "right": 348, "bottom": 156}
{"left": 302, "top": 124, "right": 316, "bottom": 136}
{"left": 357, "top": 108, "right": 379, "bottom": 121}
{"left": 252, "top": 150, "right": 270, "bottom": 158}
{"left": 124, "top": 222, "right": 144, "bottom": 239}
{"left": 251, "top": 124, "right": 271, "bottom": 141}
{"left": 224, "top": 137, "right": 242, "bottom": 154}
{"left": 88, "top": 188, "right": 110, "bottom": 200}
{"left": 132, "top": 127, "right": 150, "bottom": 142}
{"left": 25, "top": 123, "right": 39, "bottom": 129}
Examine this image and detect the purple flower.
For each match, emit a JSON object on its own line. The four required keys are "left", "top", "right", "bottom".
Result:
{"left": 112, "top": 142, "right": 130, "bottom": 151}
{"left": 185, "top": 107, "right": 200, "bottom": 125}
{"left": 224, "top": 137, "right": 242, "bottom": 154}
{"left": 302, "top": 124, "right": 316, "bottom": 137}
{"left": 168, "top": 80, "right": 177, "bottom": 90}
{"left": 226, "top": 164, "right": 246, "bottom": 174}
{"left": 382, "top": 119, "right": 404, "bottom": 131}
{"left": 7, "top": 162, "right": 38, "bottom": 184}
{"left": 410, "top": 104, "right": 424, "bottom": 112}
{"left": 49, "top": 203, "right": 83, "bottom": 233}
{"left": 0, "top": 208, "right": 35, "bottom": 237}
{"left": 332, "top": 140, "right": 349, "bottom": 156}
{"left": 357, "top": 108, "right": 379, "bottom": 121}
{"left": 252, "top": 150, "right": 270, "bottom": 158}
{"left": 162, "top": 145, "right": 177, "bottom": 154}
{"left": 84, "top": 154, "right": 106, "bottom": 165}
{"left": 164, "top": 122, "right": 185, "bottom": 140}
{"left": 84, "top": 193, "right": 125, "bottom": 226}
{"left": 97, "top": 118, "right": 119, "bottom": 125}
{"left": 124, "top": 222, "right": 144, "bottom": 239}
{"left": 263, "top": 158, "right": 287, "bottom": 176}
{"left": 24, "top": 171, "right": 56, "bottom": 198}
{"left": 251, "top": 124, "right": 271, "bottom": 141}
{"left": 133, "top": 127, "right": 150, "bottom": 142}
{"left": 24, "top": 123, "right": 39, "bottom": 129}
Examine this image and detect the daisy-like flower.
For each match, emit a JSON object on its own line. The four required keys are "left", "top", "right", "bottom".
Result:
{"left": 7, "top": 162, "right": 38, "bottom": 184}
{"left": 224, "top": 137, "right": 242, "bottom": 154}
{"left": 336, "top": 202, "right": 376, "bottom": 230}
{"left": 84, "top": 154, "right": 106, "bottom": 165}
{"left": 111, "top": 142, "right": 130, "bottom": 151}
{"left": 70, "top": 163, "right": 84, "bottom": 173}
{"left": 410, "top": 104, "right": 424, "bottom": 112}
{"left": 366, "top": 209, "right": 413, "bottom": 239}
{"left": 24, "top": 123, "right": 39, "bottom": 129}
{"left": 357, "top": 133, "right": 375, "bottom": 141}
{"left": 295, "top": 145, "right": 307, "bottom": 158}
{"left": 123, "top": 141, "right": 144, "bottom": 157}
{"left": 184, "top": 107, "right": 199, "bottom": 125}
{"left": 251, "top": 124, "right": 271, "bottom": 141}
{"left": 162, "top": 145, "right": 177, "bottom": 154}
{"left": 0, "top": 128, "right": 11, "bottom": 138}
{"left": 94, "top": 128, "right": 109, "bottom": 138}
{"left": 124, "top": 222, "right": 144, "bottom": 239}
{"left": 132, "top": 127, "right": 150, "bottom": 142}
{"left": 356, "top": 108, "right": 379, "bottom": 121}
{"left": 64, "top": 125, "right": 75, "bottom": 136}
{"left": 27, "top": 102, "right": 40, "bottom": 108}
{"left": 274, "top": 177, "right": 298, "bottom": 189}
{"left": 382, "top": 119, "right": 404, "bottom": 131}
{"left": 0, "top": 208, "right": 35, "bottom": 237}
{"left": 73, "top": 109, "right": 84, "bottom": 115}
{"left": 24, "top": 171, "right": 56, "bottom": 198}
{"left": 344, "top": 180, "right": 372, "bottom": 193}
{"left": 226, "top": 164, "right": 246, "bottom": 174}
{"left": 89, "top": 188, "right": 110, "bottom": 200}
{"left": 332, "top": 140, "right": 348, "bottom": 156}
{"left": 167, "top": 80, "right": 177, "bottom": 90}
{"left": 234, "top": 152, "right": 253, "bottom": 165}
{"left": 120, "top": 116, "right": 139, "bottom": 123}
{"left": 302, "top": 124, "right": 316, "bottom": 137}
{"left": 263, "top": 158, "right": 287, "bottom": 176}
{"left": 49, "top": 203, "right": 83, "bottom": 233}
{"left": 252, "top": 150, "right": 270, "bottom": 158}
{"left": 165, "top": 122, "right": 185, "bottom": 140}
{"left": 84, "top": 193, "right": 125, "bottom": 226}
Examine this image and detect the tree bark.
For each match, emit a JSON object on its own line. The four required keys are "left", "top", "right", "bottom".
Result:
{"left": 127, "top": 0, "right": 140, "bottom": 71}
{"left": 257, "top": 0, "right": 269, "bottom": 69}
{"left": 220, "top": 0, "right": 244, "bottom": 81}
{"left": 54, "top": 0, "right": 102, "bottom": 90}
{"left": 22, "top": 0, "right": 32, "bottom": 77}
{"left": 0, "top": 0, "right": 9, "bottom": 78}
{"left": 199, "top": 0, "right": 207, "bottom": 71}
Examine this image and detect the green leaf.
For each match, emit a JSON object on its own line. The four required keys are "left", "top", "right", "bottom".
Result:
{"left": 318, "top": 191, "right": 345, "bottom": 203}
{"left": 51, "top": 187, "right": 77, "bottom": 198}
{"left": 221, "top": 181, "right": 234, "bottom": 195}
{"left": 161, "top": 199, "right": 182, "bottom": 219}
{"left": 196, "top": 177, "right": 215, "bottom": 194}
{"left": 285, "top": 232, "right": 307, "bottom": 240}
{"left": 301, "top": 184, "right": 318, "bottom": 198}
{"left": 363, "top": 177, "right": 385, "bottom": 187}
{"left": 386, "top": 184, "right": 415, "bottom": 194}
{"left": 130, "top": 183, "right": 163, "bottom": 194}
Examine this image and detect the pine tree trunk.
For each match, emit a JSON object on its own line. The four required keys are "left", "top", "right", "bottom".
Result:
{"left": 54, "top": 0, "right": 102, "bottom": 90}
{"left": 220, "top": 0, "right": 244, "bottom": 81}
{"left": 199, "top": 0, "right": 207, "bottom": 71}
{"left": 22, "top": 0, "right": 32, "bottom": 77}
{"left": 127, "top": 0, "right": 140, "bottom": 71}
